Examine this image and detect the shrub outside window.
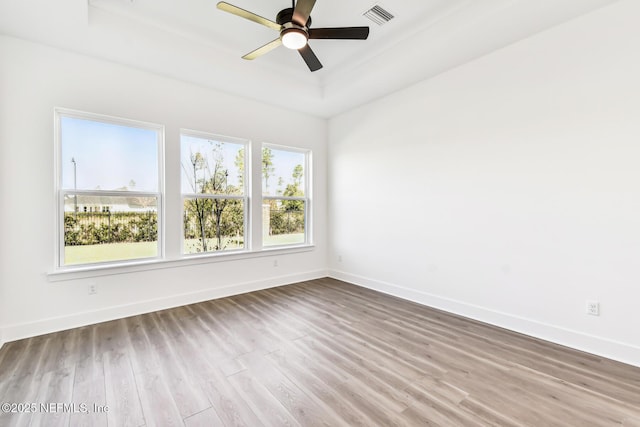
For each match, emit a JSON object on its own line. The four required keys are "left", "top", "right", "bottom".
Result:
{"left": 181, "top": 131, "right": 248, "bottom": 255}
{"left": 57, "top": 110, "right": 163, "bottom": 267}
{"left": 262, "top": 144, "right": 310, "bottom": 247}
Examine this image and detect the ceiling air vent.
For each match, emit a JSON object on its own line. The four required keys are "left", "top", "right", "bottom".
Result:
{"left": 363, "top": 4, "right": 394, "bottom": 26}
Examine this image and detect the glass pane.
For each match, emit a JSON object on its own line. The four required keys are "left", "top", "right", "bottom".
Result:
{"left": 183, "top": 198, "right": 245, "bottom": 254}
{"left": 63, "top": 194, "right": 158, "bottom": 265}
{"left": 61, "top": 116, "right": 159, "bottom": 192}
{"left": 181, "top": 135, "right": 245, "bottom": 196}
{"left": 262, "top": 147, "right": 306, "bottom": 197}
{"left": 262, "top": 199, "right": 305, "bottom": 246}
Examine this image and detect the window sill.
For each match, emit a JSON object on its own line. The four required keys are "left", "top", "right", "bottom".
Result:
{"left": 47, "top": 245, "right": 315, "bottom": 282}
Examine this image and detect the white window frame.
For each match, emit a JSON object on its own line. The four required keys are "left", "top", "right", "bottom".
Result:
{"left": 261, "top": 143, "right": 312, "bottom": 248}
{"left": 54, "top": 108, "right": 164, "bottom": 270}
{"left": 180, "top": 129, "right": 250, "bottom": 257}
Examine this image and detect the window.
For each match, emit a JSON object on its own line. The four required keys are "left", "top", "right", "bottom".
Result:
{"left": 54, "top": 110, "right": 312, "bottom": 275}
{"left": 262, "top": 144, "right": 310, "bottom": 246}
{"left": 57, "top": 110, "right": 163, "bottom": 267}
{"left": 181, "top": 131, "right": 248, "bottom": 255}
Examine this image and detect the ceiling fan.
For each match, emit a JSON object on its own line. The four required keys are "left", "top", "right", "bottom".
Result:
{"left": 217, "top": 0, "right": 370, "bottom": 72}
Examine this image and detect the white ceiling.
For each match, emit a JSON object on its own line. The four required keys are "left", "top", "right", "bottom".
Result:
{"left": 0, "top": 0, "right": 619, "bottom": 117}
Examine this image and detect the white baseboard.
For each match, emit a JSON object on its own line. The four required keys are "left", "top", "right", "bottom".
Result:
{"left": 3, "top": 269, "right": 327, "bottom": 343}
{"left": 329, "top": 269, "right": 640, "bottom": 368}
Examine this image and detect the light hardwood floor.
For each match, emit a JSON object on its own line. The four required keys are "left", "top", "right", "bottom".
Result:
{"left": 1, "top": 278, "right": 639, "bottom": 426}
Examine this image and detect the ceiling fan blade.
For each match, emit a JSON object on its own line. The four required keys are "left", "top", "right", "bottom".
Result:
{"left": 242, "top": 38, "right": 282, "bottom": 60}
{"left": 298, "top": 44, "right": 323, "bottom": 72}
{"left": 217, "top": 2, "right": 281, "bottom": 31}
{"left": 309, "top": 27, "right": 370, "bottom": 40}
{"left": 292, "top": 0, "right": 316, "bottom": 27}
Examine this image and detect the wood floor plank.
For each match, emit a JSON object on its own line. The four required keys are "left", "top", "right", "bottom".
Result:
{"left": 69, "top": 354, "right": 108, "bottom": 427}
{"left": 239, "top": 292, "right": 312, "bottom": 339}
{"left": 1, "top": 278, "right": 640, "bottom": 426}
{"left": 103, "top": 350, "right": 146, "bottom": 427}
{"left": 227, "top": 369, "right": 300, "bottom": 427}
{"left": 184, "top": 407, "right": 224, "bottom": 427}
{"left": 94, "top": 319, "right": 128, "bottom": 357}
{"left": 216, "top": 299, "right": 283, "bottom": 354}
{"left": 458, "top": 397, "right": 523, "bottom": 427}
{"left": 135, "top": 370, "right": 185, "bottom": 427}
{"left": 226, "top": 298, "right": 300, "bottom": 349}
{"left": 292, "top": 335, "right": 418, "bottom": 412}
{"left": 0, "top": 336, "right": 53, "bottom": 427}
{"left": 235, "top": 351, "right": 345, "bottom": 427}
{"left": 390, "top": 311, "right": 640, "bottom": 403}
{"left": 188, "top": 301, "right": 254, "bottom": 358}
{"left": 198, "top": 365, "right": 265, "bottom": 427}
{"left": 623, "top": 416, "right": 640, "bottom": 427}
{"left": 230, "top": 293, "right": 308, "bottom": 341}
{"left": 266, "top": 348, "right": 373, "bottom": 426}
{"left": 265, "top": 349, "right": 372, "bottom": 426}
{"left": 145, "top": 311, "right": 212, "bottom": 418}
{"left": 0, "top": 339, "right": 30, "bottom": 396}
{"left": 287, "top": 350, "right": 414, "bottom": 427}
{"left": 29, "top": 366, "right": 75, "bottom": 427}
{"left": 125, "top": 315, "right": 163, "bottom": 375}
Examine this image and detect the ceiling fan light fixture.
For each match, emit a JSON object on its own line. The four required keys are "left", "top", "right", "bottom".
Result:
{"left": 281, "top": 27, "right": 308, "bottom": 49}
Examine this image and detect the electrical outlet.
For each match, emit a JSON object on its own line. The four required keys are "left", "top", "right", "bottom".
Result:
{"left": 88, "top": 284, "right": 97, "bottom": 295}
{"left": 273, "top": 259, "right": 278, "bottom": 267}
{"left": 338, "top": 255, "right": 343, "bottom": 263}
{"left": 586, "top": 301, "right": 599, "bottom": 316}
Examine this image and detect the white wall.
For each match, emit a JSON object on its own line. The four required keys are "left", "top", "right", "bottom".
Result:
{"left": 2, "top": 1, "right": 639, "bottom": 369}
{"left": 328, "top": 0, "right": 640, "bottom": 367}
{"left": 0, "top": 36, "right": 327, "bottom": 342}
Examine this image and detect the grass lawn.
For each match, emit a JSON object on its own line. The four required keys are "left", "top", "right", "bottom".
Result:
{"left": 65, "top": 241, "right": 157, "bottom": 265}
{"left": 183, "top": 237, "right": 244, "bottom": 254}
{"left": 264, "top": 233, "right": 305, "bottom": 246}
{"left": 65, "top": 233, "right": 305, "bottom": 265}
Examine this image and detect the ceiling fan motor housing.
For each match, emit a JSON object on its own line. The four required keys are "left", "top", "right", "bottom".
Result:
{"left": 277, "top": 8, "right": 311, "bottom": 27}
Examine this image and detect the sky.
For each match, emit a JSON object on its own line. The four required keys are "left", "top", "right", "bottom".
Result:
{"left": 180, "top": 135, "right": 306, "bottom": 196}
{"left": 262, "top": 147, "right": 306, "bottom": 196}
{"left": 61, "top": 116, "right": 159, "bottom": 192}
{"left": 180, "top": 135, "right": 244, "bottom": 194}
{"left": 60, "top": 115, "right": 306, "bottom": 195}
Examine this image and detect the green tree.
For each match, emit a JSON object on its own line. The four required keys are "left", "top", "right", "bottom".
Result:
{"left": 262, "top": 147, "right": 275, "bottom": 194}
{"left": 282, "top": 164, "right": 304, "bottom": 212}
{"left": 276, "top": 177, "right": 284, "bottom": 196}
{"left": 182, "top": 142, "right": 242, "bottom": 252}
{"left": 280, "top": 164, "right": 305, "bottom": 235}
{"left": 292, "top": 164, "right": 303, "bottom": 187}
{"left": 234, "top": 147, "right": 245, "bottom": 188}
{"left": 209, "top": 159, "right": 230, "bottom": 250}
{"left": 189, "top": 151, "right": 210, "bottom": 252}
